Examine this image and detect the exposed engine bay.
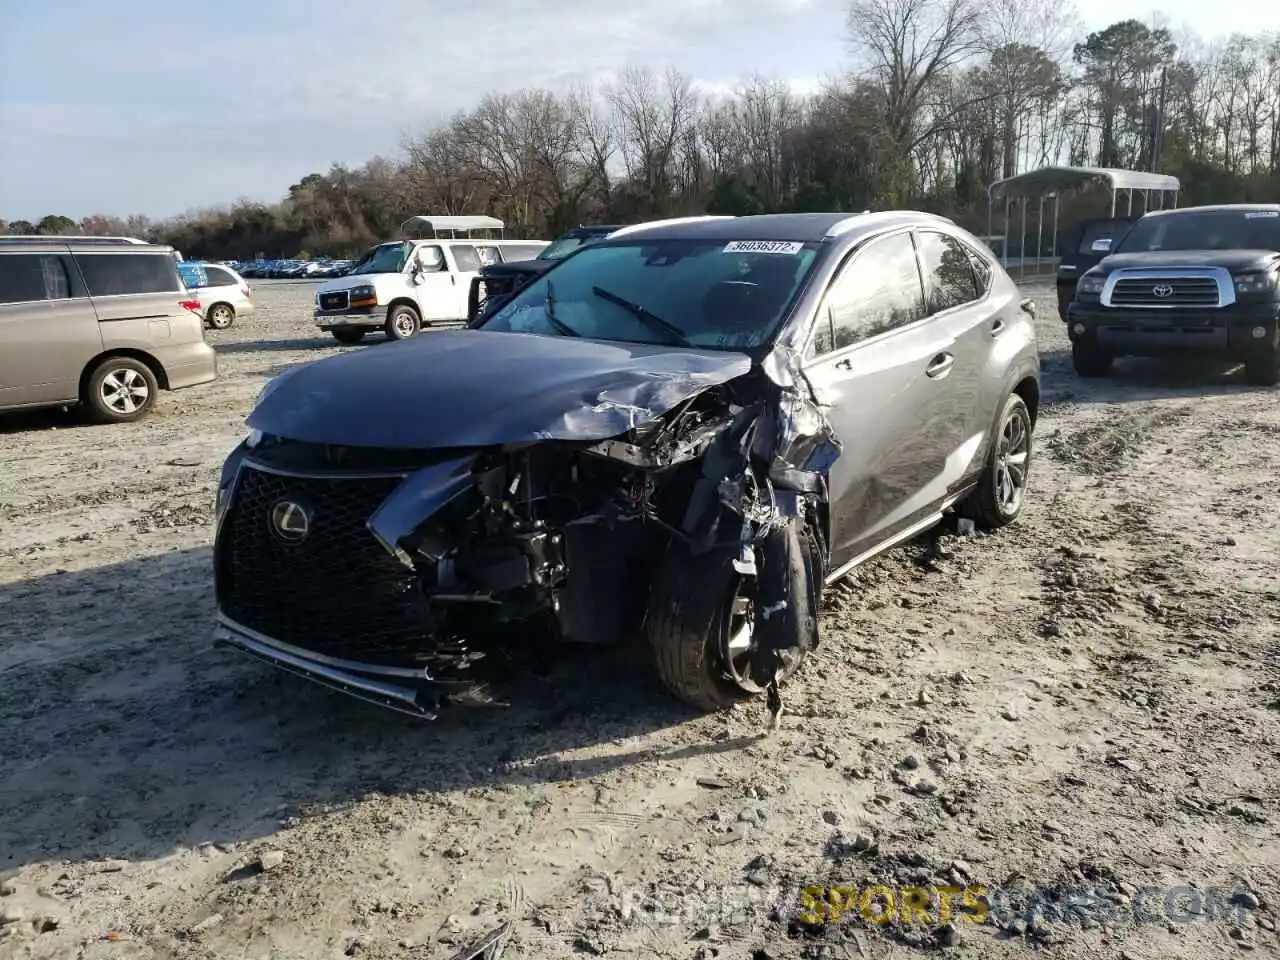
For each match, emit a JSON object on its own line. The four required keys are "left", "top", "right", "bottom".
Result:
{"left": 213, "top": 367, "right": 839, "bottom": 718}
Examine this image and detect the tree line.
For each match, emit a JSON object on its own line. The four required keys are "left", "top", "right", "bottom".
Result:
{"left": 5, "top": 0, "right": 1279, "bottom": 259}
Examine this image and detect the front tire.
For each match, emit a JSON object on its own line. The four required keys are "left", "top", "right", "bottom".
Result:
{"left": 332, "top": 328, "right": 367, "bottom": 345}
{"left": 1072, "top": 340, "right": 1113, "bottom": 377}
{"left": 84, "top": 357, "right": 159, "bottom": 424}
{"left": 1244, "top": 349, "right": 1279, "bottom": 387}
{"left": 647, "top": 519, "right": 820, "bottom": 712}
{"left": 385, "top": 305, "right": 420, "bottom": 341}
{"left": 206, "top": 303, "right": 235, "bottom": 330}
{"left": 958, "top": 392, "right": 1032, "bottom": 530}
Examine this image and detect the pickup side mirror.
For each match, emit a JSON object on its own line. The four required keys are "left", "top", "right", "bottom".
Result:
{"left": 1090, "top": 238, "right": 1113, "bottom": 253}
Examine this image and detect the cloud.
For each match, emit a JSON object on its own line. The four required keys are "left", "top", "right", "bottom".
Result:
{"left": 0, "top": 0, "right": 848, "bottom": 217}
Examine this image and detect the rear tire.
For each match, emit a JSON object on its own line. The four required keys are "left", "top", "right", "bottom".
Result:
{"left": 385, "top": 305, "right": 420, "bottom": 341}
{"left": 332, "top": 328, "right": 367, "bottom": 345}
{"left": 958, "top": 392, "right": 1032, "bottom": 530}
{"left": 84, "top": 357, "right": 159, "bottom": 424}
{"left": 1244, "top": 349, "right": 1279, "bottom": 387}
{"left": 1072, "top": 340, "right": 1113, "bottom": 377}
{"left": 206, "top": 303, "right": 235, "bottom": 330}
{"left": 647, "top": 518, "right": 820, "bottom": 712}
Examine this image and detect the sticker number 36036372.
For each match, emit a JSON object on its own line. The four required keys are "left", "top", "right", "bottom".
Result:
{"left": 722, "top": 240, "right": 805, "bottom": 254}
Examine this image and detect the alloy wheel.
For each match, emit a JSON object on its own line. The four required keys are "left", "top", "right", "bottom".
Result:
{"left": 100, "top": 368, "right": 150, "bottom": 416}
{"left": 996, "top": 407, "right": 1030, "bottom": 513}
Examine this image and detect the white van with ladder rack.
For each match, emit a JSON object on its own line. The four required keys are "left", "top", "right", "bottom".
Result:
{"left": 312, "top": 215, "right": 548, "bottom": 344}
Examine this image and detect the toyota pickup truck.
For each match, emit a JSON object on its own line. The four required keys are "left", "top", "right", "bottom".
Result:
{"left": 1065, "top": 204, "right": 1280, "bottom": 385}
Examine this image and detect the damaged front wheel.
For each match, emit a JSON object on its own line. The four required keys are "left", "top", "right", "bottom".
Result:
{"left": 647, "top": 518, "right": 821, "bottom": 712}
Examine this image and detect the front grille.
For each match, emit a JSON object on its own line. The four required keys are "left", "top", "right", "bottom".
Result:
{"left": 217, "top": 466, "right": 434, "bottom": 666}
{"left": 1110, "top": 276, "right": 1220, "bottom": 307}
{"left": 319, "top": 290, "right": 349, "bottom": 311}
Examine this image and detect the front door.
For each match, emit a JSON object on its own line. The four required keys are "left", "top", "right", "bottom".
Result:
{"left": 408, "top": 244, "right": 455, "bottom": 323}
{"left": 801, "top": 230, "right": 953, "bottom": 569}
{"left": 447, "top": 244, "right": 484, "bottom": 320}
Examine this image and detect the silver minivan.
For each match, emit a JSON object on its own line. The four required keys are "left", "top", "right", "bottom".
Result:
{"left": 0, "top": 238, "right": 218, "bottom": 423}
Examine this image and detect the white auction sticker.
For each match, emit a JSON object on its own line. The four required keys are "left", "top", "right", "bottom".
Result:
{"left": 722, "top": 240, "right": 805, "bottom": 255}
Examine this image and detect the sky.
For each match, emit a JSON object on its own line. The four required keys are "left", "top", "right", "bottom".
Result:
{"left": 0, "top": 0, "right": 1261, "bottom": 222}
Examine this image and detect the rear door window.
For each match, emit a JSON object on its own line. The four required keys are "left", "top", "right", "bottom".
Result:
{"left": 451, "top": 245, "right": 482, "bottom": 273}
{"left": 75, "top": 253, "right": 181, "bottom": 296}
{"left": 916, "top": 231, "right": 980, "bottom": 314}
{"left": 203, "top": 266, "right": 236, "bottom": 287}
{"left": 475, "top": 245, "right": 503, "bottom": 266}
{"left": 0, "top": 253, "right": 77, "bottom": 304}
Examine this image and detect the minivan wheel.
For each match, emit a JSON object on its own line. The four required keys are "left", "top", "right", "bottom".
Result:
{"left": 332, "top": 328, "right": 367, "bottom": 345}
{"left": 647, "top": 518, "right": 820, "bottom": 712}
{"left": 85, "top": 357, "right": 159, "bottom": 423}
{"left": 206, "top": 303, "right": 235, "bottom": 329}
{"left": 958, "top": 392, "right": 1032, "bottom": 530}
{"left": 1072, "top": 340, "right": 1113, "bottom": 377}
{"left": 1244, "top": 349, "right": 1279, "bottom": 387}
{"left": 385, "top": 305, "right": 420, "bottom": 340}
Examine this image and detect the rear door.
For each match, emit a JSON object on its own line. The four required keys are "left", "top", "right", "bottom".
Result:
{"left": 447, "top": 244, "right": 483, "bottom": 319}
{"left": 74, "top": 250, "right": 202, "bottom": 351}
{"left": 801, "top": 230, "right": 952, "bottom": 569}
{"left": 0, "top": 250, "right": 100, "bottom": 406}
{"left": 913, "top": 229, "right": 1003, "bottom": 505}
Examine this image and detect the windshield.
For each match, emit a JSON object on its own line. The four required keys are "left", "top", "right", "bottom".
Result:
{"left": 349, "top": 241, "right": 412, "bottom": 275}
{"left": 479, "top": 238, "right": 820, "bottom": 350}
{"left": 1116, "top": 210, "right": 1280, "bottom": 253}
{"left": 538, "top": 234, "right": 600, "bottom": 261}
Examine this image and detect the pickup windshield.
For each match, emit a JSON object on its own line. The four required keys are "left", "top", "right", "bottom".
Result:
{"left": 349, "top": 241, "right": 412, "bottom": 275}
{"left": 1116, "top": 210, "right": 1280, "bottom": 253}
{"left": 479, "top": 238, "right": 820, "bottom": 350}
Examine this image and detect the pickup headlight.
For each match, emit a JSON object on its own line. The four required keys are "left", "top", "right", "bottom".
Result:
{"left": 349, "top": 284, "right": 377, "bottom": 307}
{"left": 1077, "top": 273, "right": 1106, "bottom": 295}
{"left": 1234, "top": 270, "right": 1279, "bottom": 295}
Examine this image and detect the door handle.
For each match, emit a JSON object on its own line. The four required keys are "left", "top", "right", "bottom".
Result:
{"left": 991, "top": 317, "right": 1007, "bottom": 337}
{"left": 925, "top": 352, "right": 954, "bottom": 378}
{"left": 834, "top": 357, "right": 853, "bottom": 371}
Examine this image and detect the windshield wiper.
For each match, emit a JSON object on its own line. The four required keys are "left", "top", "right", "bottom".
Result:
{"left": 590, "top": 285, "right": 692, "bottom": 347}
{"left": 543, "top": 280, "right": 580, "bottom": 338}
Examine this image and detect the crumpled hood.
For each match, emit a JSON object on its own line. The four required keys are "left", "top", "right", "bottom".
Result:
{"left": 1100, "top": 249, "right": 1280, "bottom": 272}
{"left": 248, "top": 329, "right": 753, "bottom": 449}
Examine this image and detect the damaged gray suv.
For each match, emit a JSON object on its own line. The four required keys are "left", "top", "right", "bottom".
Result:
{"left": 213, "top": 213, "right": 1040, "bottom": 718}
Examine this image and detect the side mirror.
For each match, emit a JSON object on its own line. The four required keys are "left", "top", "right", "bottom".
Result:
{"left": 1090, "top": 238, "right": 1112, "bottom": 253}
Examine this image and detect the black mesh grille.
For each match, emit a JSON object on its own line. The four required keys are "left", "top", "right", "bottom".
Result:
{"left": 217, "top": 466, "right": 435, "bottom": 666}
{"left": 1111, "top": 277, "right": 1220, "bottom": 307}
{"left": 319, "top": 290, "right": 349, "bottom": 311}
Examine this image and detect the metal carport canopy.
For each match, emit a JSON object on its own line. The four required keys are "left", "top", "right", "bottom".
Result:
{"left": 988, "top": 166, "right": 1181, "bottom": 202}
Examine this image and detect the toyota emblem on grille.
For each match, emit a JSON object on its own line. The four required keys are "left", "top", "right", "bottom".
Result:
{"left": 1151, "top": 283, "right": 1174, "bottom": 298}
{"left": 270, "top": 499, "right": 311, "bottom": 543}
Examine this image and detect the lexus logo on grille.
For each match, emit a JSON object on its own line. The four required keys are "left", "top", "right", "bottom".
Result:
{"left": 1151, "top": 283, "right": 1174, "bottom": 298}
{"left": 269, "top": 499, "right": 311, "bottom": 543}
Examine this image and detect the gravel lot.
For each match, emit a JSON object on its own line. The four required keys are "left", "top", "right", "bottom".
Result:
{"left": 1, "top": 278, "right": 1277, "bottom": 960}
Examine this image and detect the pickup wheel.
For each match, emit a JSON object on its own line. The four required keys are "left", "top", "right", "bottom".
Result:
{"left": 647, "top": 518, "right": 820, "bottom": 713}
{"left": 332, "top": 329, "right": 366, "bottom": 345}
{"left": 1072, "top": 340, "right": 1113, "bottom": 378}
{"left": 1244, "top": 349, "right": 1280, "bottom": 387}
{"left": 958, "top": 392, "right": 1032, "bottom": 530}
{"left": 385, "top": 305, "right": 420, "bottom": 340}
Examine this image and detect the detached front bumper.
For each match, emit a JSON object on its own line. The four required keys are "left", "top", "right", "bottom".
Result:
{"left": 214, "top": 612, "right": 445, "bottom": 718}
{"left": 1066, "top": 302, "right": 1280, "bottom": 357}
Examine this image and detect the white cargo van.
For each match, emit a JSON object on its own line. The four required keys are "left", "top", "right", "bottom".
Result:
{"left": 312, "top": 216, "right": 548, "bottom": 343}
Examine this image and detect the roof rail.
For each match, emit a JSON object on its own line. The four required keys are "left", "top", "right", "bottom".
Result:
{"left": 0, "top": 234, "right": 150, "bottom": 245}
{"left": 824, "top": 210, "right": 955, "bottom": 238}
{"left": 607, "top": 215, "right": 735, "bottom": 239}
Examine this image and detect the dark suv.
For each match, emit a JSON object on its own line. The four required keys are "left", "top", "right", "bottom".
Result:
{"left": 466, "top": 224, "right": 622, "bottom": 323}
{"left": 1066, "top": 204, "right": 1280, "bottom": 385}
{"left": 213, "top": 212, "right": 1039, "bottom": 719}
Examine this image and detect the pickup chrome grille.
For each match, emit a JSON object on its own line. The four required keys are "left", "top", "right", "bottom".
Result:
{"left": 1110, "top": 276, "right": 1220, "bottom": 307}
{"left": 318, "top": 290, "right": 349, "bottom": 311}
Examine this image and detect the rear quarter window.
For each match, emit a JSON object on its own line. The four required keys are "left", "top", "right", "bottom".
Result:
{"left": 75, "top": 253, "right": 183, "bottom": 297}
{"left": 0, "top": 253, "right": 77, "bottom": 304}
